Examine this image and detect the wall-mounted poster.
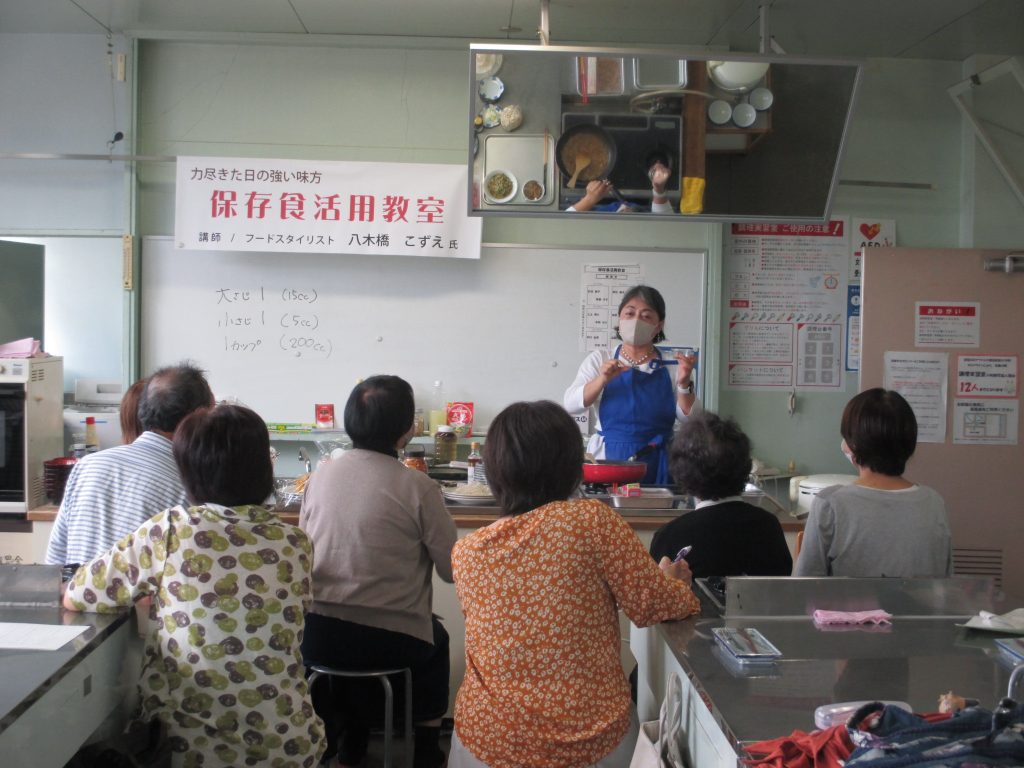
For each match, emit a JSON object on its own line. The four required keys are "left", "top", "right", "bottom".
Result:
{"left": 724, "top": 219, "right": 849, "bottom": 390}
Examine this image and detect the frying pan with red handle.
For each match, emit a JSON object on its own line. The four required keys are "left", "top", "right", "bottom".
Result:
{"left": 581, "top": 460, "right": 647, "bottom": 485}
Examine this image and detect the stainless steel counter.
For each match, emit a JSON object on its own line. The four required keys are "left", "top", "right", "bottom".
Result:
{"left": 0, "top": 606, "right": 134, "bottom": 765}
{"left": 632, "top": 577, "right": 1019, "bottom": 766}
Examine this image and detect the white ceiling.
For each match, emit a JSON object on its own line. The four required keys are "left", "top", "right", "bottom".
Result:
{"left": 1, "top": 0, "right": 1023, "bottom": 61}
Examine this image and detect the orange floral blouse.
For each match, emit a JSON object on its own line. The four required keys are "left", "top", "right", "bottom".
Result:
{"left": 452, "top": 498, "right": 700, "bottom": 768}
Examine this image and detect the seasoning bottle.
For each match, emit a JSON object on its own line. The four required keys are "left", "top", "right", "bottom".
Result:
{"left": 466, "top": 441, "right": 486, "bottom": 485}
{"left": 402, "top": 444, "right": 429, "bottom": 473}
{"left": 434, "top": 425, "right": 457, "bottom": 465}
{"left": 84, "top": 417, "right": 100, "bottom": 453}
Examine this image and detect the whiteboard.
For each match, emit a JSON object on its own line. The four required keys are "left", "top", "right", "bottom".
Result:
{"left": 140, "top": 236, "right": 706, "bottom": 427}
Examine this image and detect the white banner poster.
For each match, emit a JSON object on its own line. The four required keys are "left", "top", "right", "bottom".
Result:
{"left": 884, "top": 350, "right": 949, "bottom": 443}
{"left": 175, "top": 156, "right": 482, "bottom": 259}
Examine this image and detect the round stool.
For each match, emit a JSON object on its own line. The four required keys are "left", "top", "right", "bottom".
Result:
{"left": 307, "top": 664, "right": 413, "bottom": 768}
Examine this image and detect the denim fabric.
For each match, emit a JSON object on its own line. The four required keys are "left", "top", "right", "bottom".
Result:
{"left": 845, "top": 701, "right": 1024, "bottom": 767}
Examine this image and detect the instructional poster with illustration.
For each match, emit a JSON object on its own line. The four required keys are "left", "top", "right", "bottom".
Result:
{"left": 953, "top": 354, "right": 1020, "bottom": 445}
{"left": 724, "top": 219, "right": 849, "bottom": 390}
{"left": 580, "top": 263, "right": 643, "bottom": 351}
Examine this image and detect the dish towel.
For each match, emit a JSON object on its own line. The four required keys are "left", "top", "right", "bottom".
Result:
{"left": 813, "top": 609, "right": 893, "bottom": 626}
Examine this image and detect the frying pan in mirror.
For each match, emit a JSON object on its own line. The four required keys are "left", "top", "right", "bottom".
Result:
{"left": 555, "top": 124, "right": 617, "bottom": 184}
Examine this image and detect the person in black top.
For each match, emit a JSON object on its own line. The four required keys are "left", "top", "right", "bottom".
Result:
{"left": 650, "top": 412, "right": 793, "bottom": 578}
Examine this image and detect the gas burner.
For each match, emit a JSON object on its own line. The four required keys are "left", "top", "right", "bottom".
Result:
{"left": 583, "top": 482, "right": 613, "bottom": 496}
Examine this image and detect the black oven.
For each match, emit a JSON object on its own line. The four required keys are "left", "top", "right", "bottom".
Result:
{"left": 0, "top": 357, "right": 64, "bottom": 515}
{"left": 0, "top": 383, "right": 27, "bottom": 508}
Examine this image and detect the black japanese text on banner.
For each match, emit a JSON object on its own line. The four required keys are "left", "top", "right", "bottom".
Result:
{"left": 175, "top": 157, "right": 481, "bottom": 259}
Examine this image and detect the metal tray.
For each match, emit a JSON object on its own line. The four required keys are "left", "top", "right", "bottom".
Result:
{"left": 606, "top": 488, "right": 686, "bottom": 509}
{"left": 482, "top": 133, "right": 555, "bottom": 207}
{"left": 633, "top": 56, "right": 688, "bottom": 90}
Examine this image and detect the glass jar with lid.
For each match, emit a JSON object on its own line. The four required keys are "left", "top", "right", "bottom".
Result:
{"left": 433, "top": 425, "right": 458, "bottom": 465}
{"left": 402, "top": 443, "right": 429, "bottom": 473}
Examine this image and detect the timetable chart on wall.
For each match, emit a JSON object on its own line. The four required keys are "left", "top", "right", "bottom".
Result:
{"left": 724, "top": 219, "right": 850, "bottom": 390}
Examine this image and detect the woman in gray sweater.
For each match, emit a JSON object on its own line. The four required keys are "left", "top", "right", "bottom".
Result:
{"left": 794, "top": 388, "right": 952, "bottom": 578}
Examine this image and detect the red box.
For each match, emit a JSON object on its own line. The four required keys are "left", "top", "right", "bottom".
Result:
{"left": 315, "top": 403, "right": 335, "bottom": 429}
{"left": 446, "top": 402, "right": 474, "bottom": 437}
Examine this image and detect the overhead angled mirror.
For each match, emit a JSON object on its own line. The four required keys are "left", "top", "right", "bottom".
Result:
{"left": 468, "top": 44, "right": 862, "bottom": 223}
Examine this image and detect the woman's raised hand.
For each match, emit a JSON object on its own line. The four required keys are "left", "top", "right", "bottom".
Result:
{"left": 599, "top": 358, "right": 627, "bottom": 382}
{"left": 675, "top": 351, "right": 697, "bottom": 386}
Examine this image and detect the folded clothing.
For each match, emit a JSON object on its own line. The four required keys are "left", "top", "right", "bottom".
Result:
{"left": 813, "top": 609, "right": 892, "bottom": 626}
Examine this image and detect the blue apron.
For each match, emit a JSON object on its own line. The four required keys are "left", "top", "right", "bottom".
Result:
{"left": 598, "top": 346, "right": 677, "bottom": 484}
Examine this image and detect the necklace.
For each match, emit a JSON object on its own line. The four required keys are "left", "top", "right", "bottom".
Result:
{"left": 620, "top": 349, "right": 653, "bottom": 367}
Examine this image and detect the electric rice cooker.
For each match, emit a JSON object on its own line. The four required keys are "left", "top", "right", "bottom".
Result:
{"left": 789, "top": 474, "right": 857, "bottom": 518}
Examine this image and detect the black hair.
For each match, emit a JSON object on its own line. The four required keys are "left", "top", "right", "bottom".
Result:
{"left": 841, "top": 388, "right": 918, "bottom": 476}
{"left": 614, "top": 284, "right": 668, "bottom": 344}
{"left": 483, "top": 401, "right": 583, "bottom": 516}
{"left": 173, "top": 404, "right": 273, "bottom": 507}
{"left": 343, "top": 375, "right": 414, "bottom": 456}
{"left": 138, "top": 361, "right": 214, "bottom": 433}
{"left": 669, "top": 412, "right": 752, "bottom": 500}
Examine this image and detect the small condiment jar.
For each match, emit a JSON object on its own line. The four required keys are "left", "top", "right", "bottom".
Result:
{"left": 433, "top": 425, "right": 458, "bottom": 465}
{"left": 402, "top": 444, "right": 429, "bottom": 473}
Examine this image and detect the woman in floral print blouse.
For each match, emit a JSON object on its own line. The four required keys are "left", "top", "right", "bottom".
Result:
{"left": 449, "top": 400, "right": 700, "bottom": 768}
{"left": 64, "top": 404, "right": 325, "bottom": 768}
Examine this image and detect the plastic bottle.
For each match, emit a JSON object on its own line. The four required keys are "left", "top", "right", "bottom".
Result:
{"left": 434, "top": 425, "right": 457, "bottom": 465}
{"left": 466, "top": 441, "right": 486, "bottom": 485}
{"left": 84, "top": 417, "right": 100, "bottom": 453}
{"left": 429, "top": 380, "right": 448, "bottom": 435}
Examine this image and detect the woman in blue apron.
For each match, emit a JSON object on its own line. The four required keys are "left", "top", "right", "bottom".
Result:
{"left": 563, "top": 285, "right": 699, "bottom": 485}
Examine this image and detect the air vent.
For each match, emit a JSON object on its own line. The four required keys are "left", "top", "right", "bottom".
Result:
{"left": 31, "top": 368, "right": 45, "bottom": 382}
{"left": 953, "top": 547, "right": 1003, "bottom": 589}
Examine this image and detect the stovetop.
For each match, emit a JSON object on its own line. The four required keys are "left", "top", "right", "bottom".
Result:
{"left": 559, "top": 112, "right": 682, "bottom": 208}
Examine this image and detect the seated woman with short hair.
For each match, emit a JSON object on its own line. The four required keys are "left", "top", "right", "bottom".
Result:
{"left": 449, "top": 400, "right": 699, "bottom": 768}
{"left": 299, "top": 375, "right": 456, "bottom": 768}
{"left": 650, "top": 411, "right": 792, "bottom": 578}
{"left": 64, "top": 404, "right": 325, "bottom": 767}
{"left": 793, "top": 388, "right": 952, "bottom": 577}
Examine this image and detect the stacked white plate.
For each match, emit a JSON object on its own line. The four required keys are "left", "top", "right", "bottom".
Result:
{"left": 442, "top": 485, "right": 497, "bottom": 506}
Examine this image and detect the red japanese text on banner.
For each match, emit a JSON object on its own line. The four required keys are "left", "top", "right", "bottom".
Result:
{"left": 175, "top": 157, "right": 481, "bottom": 259}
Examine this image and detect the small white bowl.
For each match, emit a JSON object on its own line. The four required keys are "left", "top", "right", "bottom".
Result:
{"left": 484, "top": 170, "right": 517, "bottom": 204}
{"left": 732, "top": 102, "right": 757, "bottom": 128}
{"left": 707, "top": 100, "right": 733, "bottom": 125}
{"left": 750, "top": 87, "right": 774, "bottom": 111}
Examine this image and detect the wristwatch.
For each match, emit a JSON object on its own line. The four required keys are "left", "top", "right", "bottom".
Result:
{"left": 677, "top": 380, "right": 694, "bottom": 395}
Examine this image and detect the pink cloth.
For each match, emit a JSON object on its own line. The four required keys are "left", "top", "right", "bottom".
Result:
{"left": 812, "top": 609, "right": 892, "bottom": 625}
{"left": 0, "top": 337, "right": 41, "bottom": 358}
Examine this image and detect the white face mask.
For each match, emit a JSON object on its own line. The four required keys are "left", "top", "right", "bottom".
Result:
{"left": 619, "top": 317, "right": 658, "bottom": 346}
{"left": 840, "top": 440, "right": 856, "bottom": 466}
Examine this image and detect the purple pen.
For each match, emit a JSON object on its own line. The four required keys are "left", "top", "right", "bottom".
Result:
{"left": 673, "top": 545, "right": 693, "bottom": 563}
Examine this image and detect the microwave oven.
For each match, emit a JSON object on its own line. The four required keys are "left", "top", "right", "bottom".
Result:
{"left": 0, "top": 356, "right": 64, "bottom": 515}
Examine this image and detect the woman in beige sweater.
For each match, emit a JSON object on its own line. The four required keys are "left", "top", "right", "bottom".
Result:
{"left": 299, "top": 375, "right": 457, "bottom": 768}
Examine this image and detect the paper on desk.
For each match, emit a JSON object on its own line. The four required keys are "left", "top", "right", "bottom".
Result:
{"left": 0, "top": 622, "right": 90, "bottom": 651}
{"left": 958, "top": 608, "right": 1024, "bottom": 634}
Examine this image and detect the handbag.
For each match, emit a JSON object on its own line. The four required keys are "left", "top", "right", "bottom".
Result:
{"left": 629, "top": 672, "right": 688, "bottom": 768}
